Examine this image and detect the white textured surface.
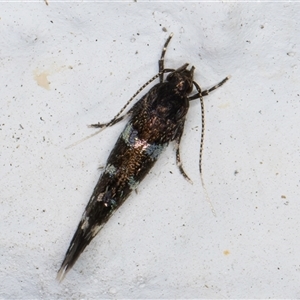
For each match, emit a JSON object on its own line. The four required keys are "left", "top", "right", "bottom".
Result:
{"left": 1, "top": 2, "right": 300, "bottom": 298}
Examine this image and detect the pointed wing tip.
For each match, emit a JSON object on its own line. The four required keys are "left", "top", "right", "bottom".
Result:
{"left": 56, "top": 264, "right": 68, "bottom": 283}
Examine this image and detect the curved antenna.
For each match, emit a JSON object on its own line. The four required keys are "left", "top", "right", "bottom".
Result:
{"left": 192, "top": 80, "right": 217, "bottom": 217}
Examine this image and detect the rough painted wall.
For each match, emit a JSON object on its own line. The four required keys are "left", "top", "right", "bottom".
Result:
{"left": 1, "top": 2, "right": 300, "bottom": 298}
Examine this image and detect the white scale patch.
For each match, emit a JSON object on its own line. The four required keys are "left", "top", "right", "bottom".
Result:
{"left": 81, "top": 217, "right": 89, "bottom": 231}
{"left": 128, "top": 176, "right": 140, "bottom": 190}
{"left": 105, "top": 164, "right": 117, "bottom": 176}
{"left": 122, "top": 123, "right": 167, "bottom": 159}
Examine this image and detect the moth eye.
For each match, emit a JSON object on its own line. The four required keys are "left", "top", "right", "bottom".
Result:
{"left": 177, "top": 80, "right": 193, "bottom": 93}
{"left": 166, "top": 72, "right": 174, "bottom": 81}
{"left": 186, "top": 81, "right": 193, "bottom": 93}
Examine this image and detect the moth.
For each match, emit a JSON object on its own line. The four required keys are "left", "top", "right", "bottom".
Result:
{"left": 57, "top": 33, "right": 229, "bottom": 281}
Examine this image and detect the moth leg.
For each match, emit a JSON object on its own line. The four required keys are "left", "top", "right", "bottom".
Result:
{"left": 159, "top": 33, "right": 173, "bottom": 83}
{"left": 201, "top": 76, "right": 230, "bottom": 96}
{"left": 189, "top": 76, "right": 230, "bottom": 100}
{"left": 174, "top": 121, "right": 193, "bottom": 184}
{"left": 90, "top": 71, "right": 164, "bottom": 132}
{"left": 89, "top": 114, "right": 128, "bottom": 129}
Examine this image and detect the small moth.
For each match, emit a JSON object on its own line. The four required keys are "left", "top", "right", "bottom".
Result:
{"left": 57, "top": 33, "right": 229, "bottom": 281}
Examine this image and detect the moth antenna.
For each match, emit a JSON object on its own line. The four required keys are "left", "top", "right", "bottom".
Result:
{"left": 193, "top": 81, "right": 217, "bottom": 217}
{"left": 199, "top": 93, "right": 217, "bottom": 217}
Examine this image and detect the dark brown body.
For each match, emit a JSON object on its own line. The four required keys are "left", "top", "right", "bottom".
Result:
{"left": 57, "top": 34, "right": 228, "bottom": 282}
{"left": 57, "top": 79, "right": 191, "bottom": 281}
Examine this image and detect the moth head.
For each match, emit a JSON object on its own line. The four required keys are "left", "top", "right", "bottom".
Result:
{"left": 166, "top": 64, "right": 195, "bottom": 94}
